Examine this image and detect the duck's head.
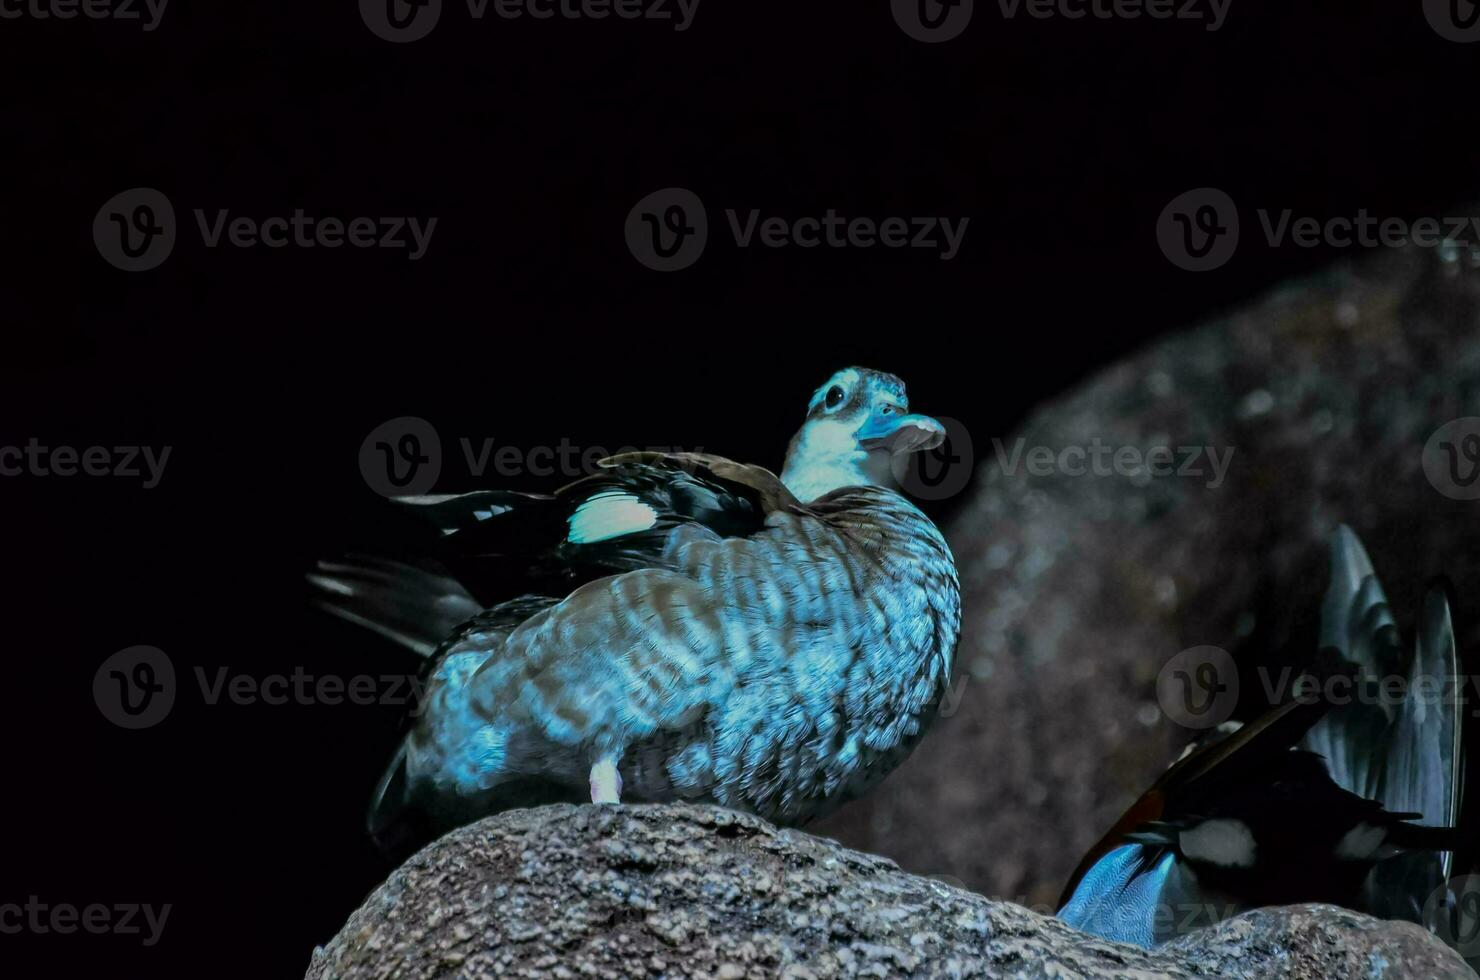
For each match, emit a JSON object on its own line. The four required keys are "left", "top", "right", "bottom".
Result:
{"left": 780, "top": 367, "right": 946, "bottom": 502}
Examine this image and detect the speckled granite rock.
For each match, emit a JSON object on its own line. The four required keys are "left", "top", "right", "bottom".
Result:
{"left": 304, "top": 803, "right": 1471, "bottom": 979}
{"left": 1163, "top": 905, "right": 1473, "bottom": 980}
{"left": 817, "top": 244, "right": 1480, "bottom": 913}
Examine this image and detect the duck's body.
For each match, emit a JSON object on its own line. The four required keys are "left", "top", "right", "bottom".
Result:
{"left": 405, "top": 481, "right": 957, "bottom": 830}
{"left": 314, "top": 368, "right": 961, "bottom": 845}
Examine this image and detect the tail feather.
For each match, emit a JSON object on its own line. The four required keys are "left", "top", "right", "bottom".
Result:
{"left": 1318, "top": 525, "right": 1401, "bottom": 671}
{"left": 1305, "top": 526, "right": 1405, "bottom": 800}
{"left": 1367, "top": 588, "right": 1465, "bottom": 924}
{"left": 1384, "top": 590, "right": 1464, "bottom": 833}
{"left": 367, "top": 742, "right": 410, "bottom": 847}
{"left": 309, "top": 555, "right": 481, "bottom": 657}
{"left": 1309, "top": 528, "right": 1466, "bottom": 932}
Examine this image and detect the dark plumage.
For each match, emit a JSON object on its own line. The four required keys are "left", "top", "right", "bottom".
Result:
{"left": 313, "top": 368, "right": 961, "bottom": 848}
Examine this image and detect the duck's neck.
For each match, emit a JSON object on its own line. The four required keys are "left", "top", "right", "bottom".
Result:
{"left": 781, "top": 421, "right": 871, "bottom": 501}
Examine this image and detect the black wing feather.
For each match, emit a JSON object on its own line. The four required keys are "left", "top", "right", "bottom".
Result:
{"left": 393, "top": 453, "right": 796, "bottom": 601}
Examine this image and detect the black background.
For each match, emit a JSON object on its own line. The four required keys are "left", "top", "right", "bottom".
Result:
{"left": 5, "top": 1, "right": 1480, "bottom": 975}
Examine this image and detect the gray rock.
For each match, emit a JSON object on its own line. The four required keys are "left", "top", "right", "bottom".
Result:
{"left": 305, "top": 803, "right": 1471, "bottom": 979}
{"left": 1164, "top": 905, "right": 1474, "bottom": 980}
{"left": 818, "top": 244, "right": 1480, "bottom": 913}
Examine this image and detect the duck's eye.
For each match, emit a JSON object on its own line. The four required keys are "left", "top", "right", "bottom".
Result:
{"left": 824, "top": 385, "right": 846, "bottom": 410}
{"left": 879, "top": 403, "right": 898, "bottom": 416}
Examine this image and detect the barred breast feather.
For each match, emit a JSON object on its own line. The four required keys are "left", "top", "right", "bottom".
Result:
{"left": 402, "top": 480, "right": 960, "bottom": 827}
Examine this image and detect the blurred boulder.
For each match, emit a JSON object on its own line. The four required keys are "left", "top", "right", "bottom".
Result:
{"left": 305, "top": 803, "right": 1472, "bottom": 979}
{"left": 818, "top": 244, "right": 1480, "bottom": 910}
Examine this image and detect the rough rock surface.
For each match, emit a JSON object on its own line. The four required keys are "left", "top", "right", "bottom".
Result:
{"left": 818, "top": 244, "right": 1480, "bottom": 911}
{"left": 305, "top": 803, "right": 1471, "bottom": 979}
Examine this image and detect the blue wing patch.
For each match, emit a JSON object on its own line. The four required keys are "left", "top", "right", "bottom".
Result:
{"left": 1058, "top": 844, "right": 1175, "bottom": 948}
{"left": 567, "top": 491, "right": 659, "bottom": 544}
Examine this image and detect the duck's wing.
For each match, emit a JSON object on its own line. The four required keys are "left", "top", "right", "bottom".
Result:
{"left": 313, "top": 453, "right": 804, "bottom": 646}
{"left": 1058, "top": 693, "right": 1333, "bottom": 912}
{"left": 395, "top": 452, "right": 804, "bottom": 599}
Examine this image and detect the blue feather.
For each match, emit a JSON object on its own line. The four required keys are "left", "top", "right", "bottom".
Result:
{"left": 1058, "top": 844, "right": 1175, "bottom": 948}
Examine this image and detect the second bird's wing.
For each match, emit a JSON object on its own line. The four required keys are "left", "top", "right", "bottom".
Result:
{"left": 1306, "top": 527, "right": 1464, "bottom": 923}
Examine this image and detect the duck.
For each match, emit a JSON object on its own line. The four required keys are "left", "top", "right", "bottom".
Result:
{"left": 1057, "top": 526, "right": 1465, "bottom": 949}
{"left": 312, "top": 367, "right": 962, "bottom": 849}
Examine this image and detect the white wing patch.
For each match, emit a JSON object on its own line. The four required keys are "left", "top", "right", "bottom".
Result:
{"left": 567, "top": 491, "right": 659, "bottom": 544}
{"left": 1179, "top": 819, "right": 1256, "bottom": 869}
{"left": 1334, "top": 822, "right": 1387, "bottom": 860}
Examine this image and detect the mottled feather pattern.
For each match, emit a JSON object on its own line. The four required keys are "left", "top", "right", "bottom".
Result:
{"left": 404, "top": 485, "right": 960, "bottom": 825}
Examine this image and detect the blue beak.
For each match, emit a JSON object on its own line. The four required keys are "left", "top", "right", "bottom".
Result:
{"left": 857, "top": 411, "right": 947, "bottom": 452}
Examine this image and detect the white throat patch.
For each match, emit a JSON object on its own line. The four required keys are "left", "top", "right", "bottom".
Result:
{"left": 781, "top": 418, "right": 869, "bottom": 501}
